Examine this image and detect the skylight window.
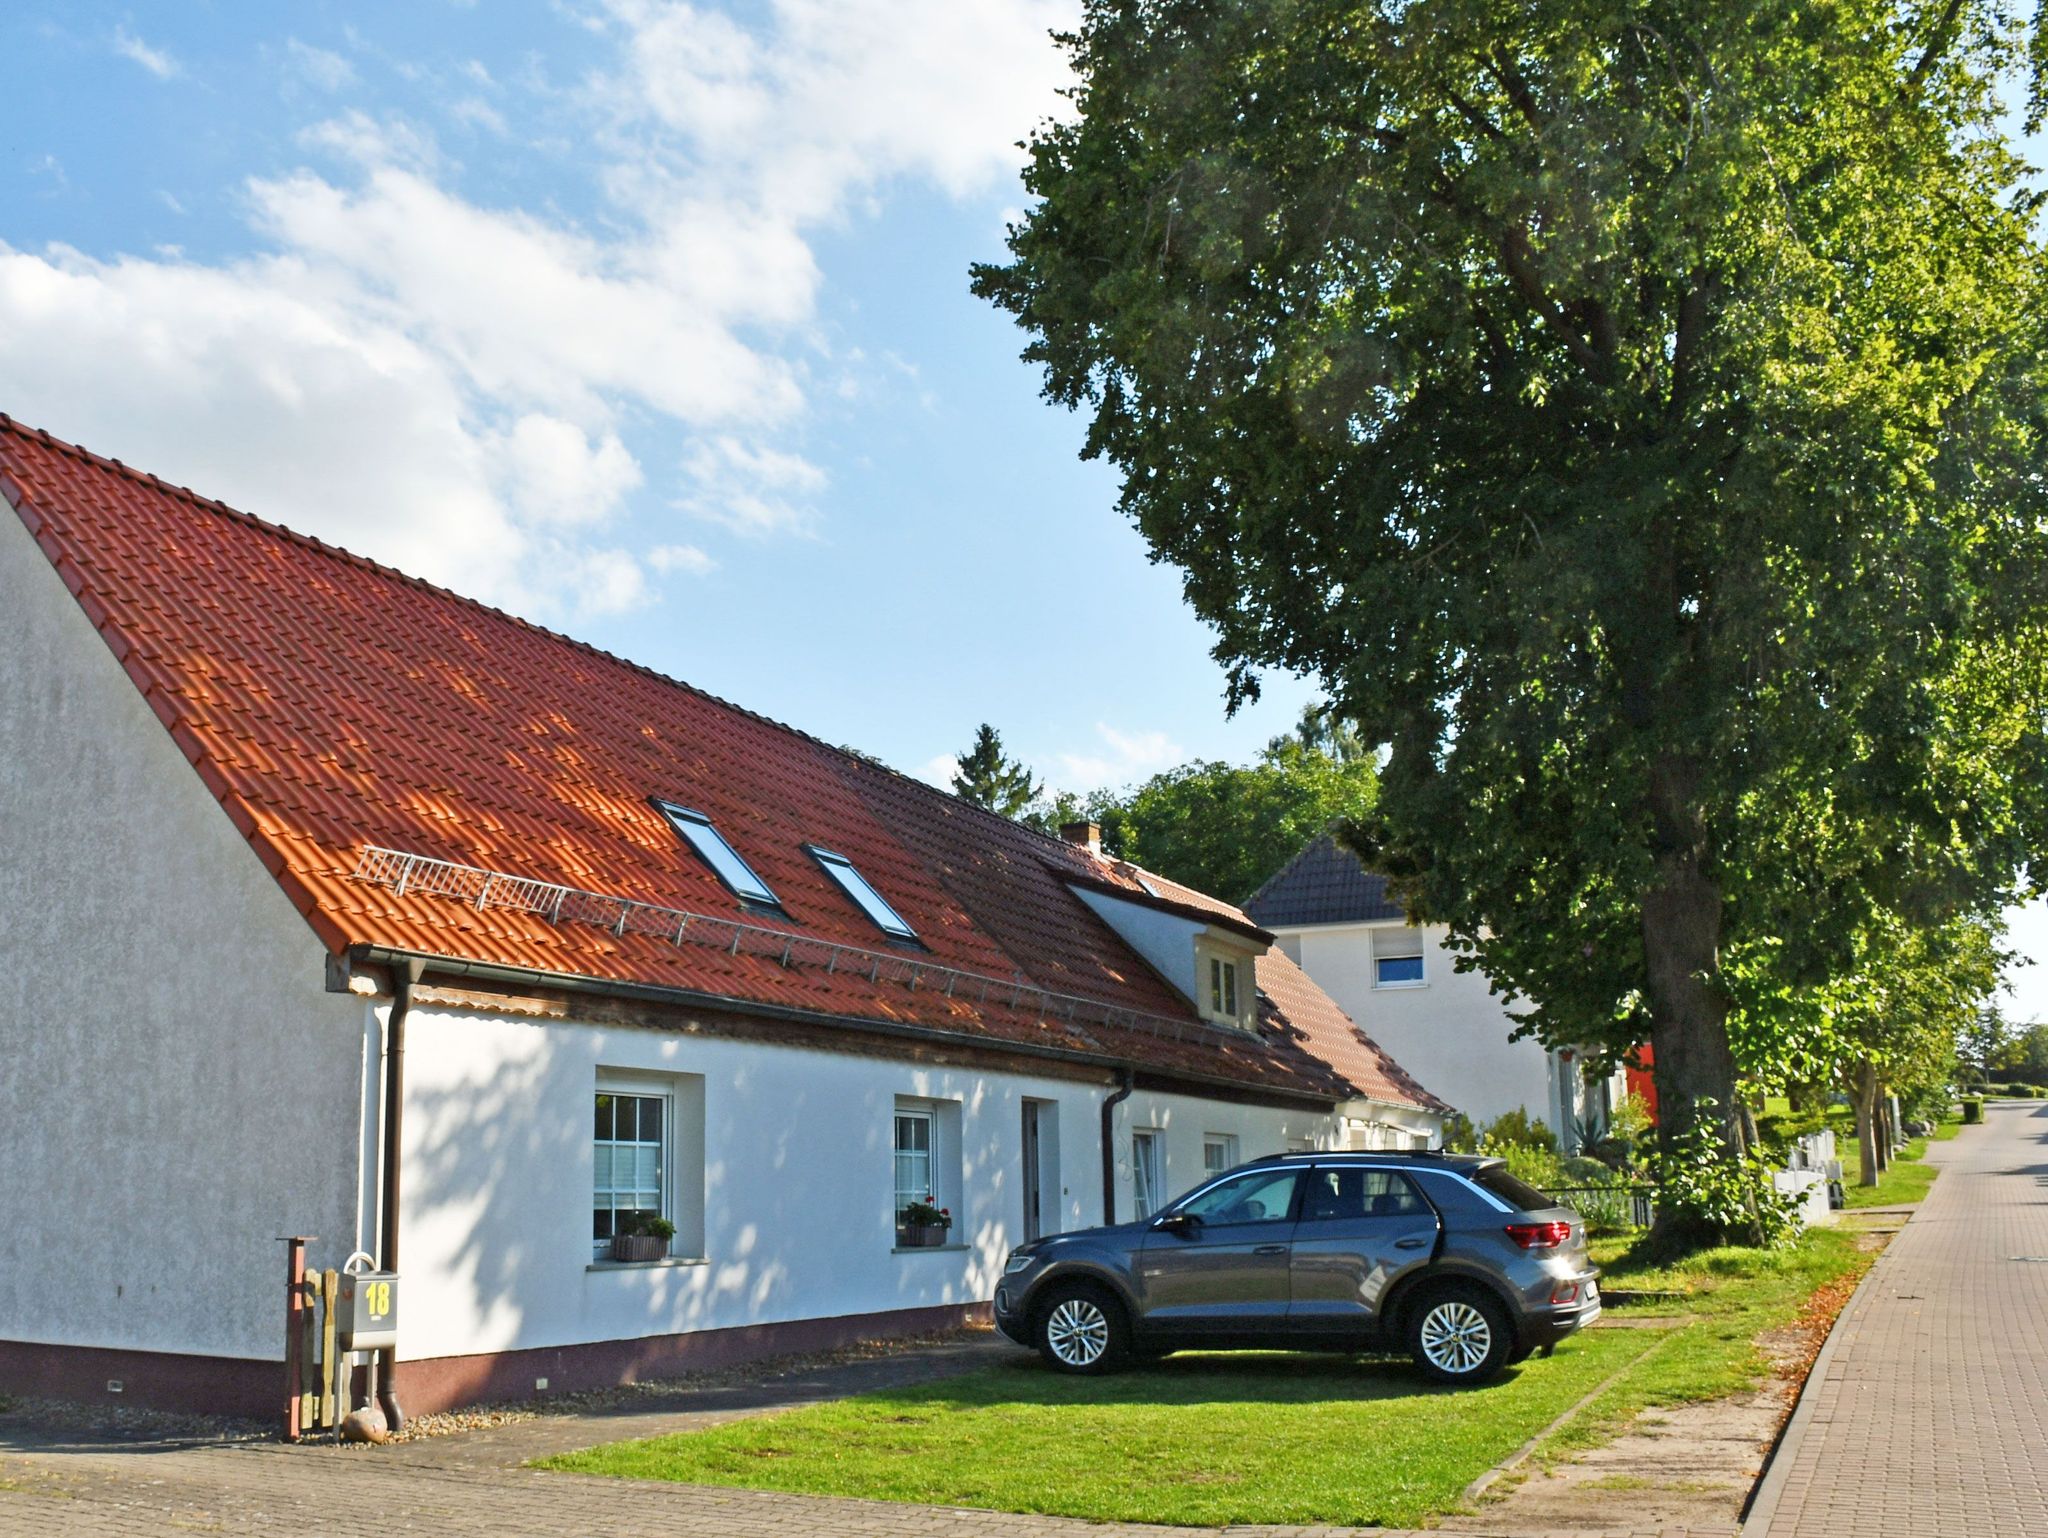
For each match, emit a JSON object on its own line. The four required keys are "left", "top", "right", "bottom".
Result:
{"left": 807, "top": 846, "right": 917, "bottom": 941}
{"left": 655, "top": 802, "right": 780, "bottom": 908}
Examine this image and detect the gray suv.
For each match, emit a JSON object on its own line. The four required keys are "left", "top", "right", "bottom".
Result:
{"left": 993, "top": 1151, "right": 1599, "bottom": 1385}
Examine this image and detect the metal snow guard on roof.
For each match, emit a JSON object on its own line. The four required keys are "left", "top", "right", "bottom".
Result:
{"left": 350, "top": 846, "right": 1251, "bottom": 1050}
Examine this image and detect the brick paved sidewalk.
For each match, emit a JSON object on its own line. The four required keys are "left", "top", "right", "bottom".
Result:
{"left": 0, "top": 1325, "right": 1737, "bottom": 1538}
{"left": 1744, "top": 1100, "right": 2048, "bottom": 1537}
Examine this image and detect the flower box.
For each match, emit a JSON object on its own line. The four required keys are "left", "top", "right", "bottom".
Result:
{"left": 895, "top": 1223, "right": 950, "bottom": 1248}
{"left": 609, "top": 1233, "right": 670, "bottom": 1262}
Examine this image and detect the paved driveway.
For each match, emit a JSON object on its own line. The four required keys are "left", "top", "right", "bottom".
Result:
{"left": 1745, "top": 1099, "right": 2048, "bottom": 1536}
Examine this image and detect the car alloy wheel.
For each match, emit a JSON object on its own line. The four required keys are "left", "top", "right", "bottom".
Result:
{"left": 1419, "top": 1299, "right": 1493, "bottom": 1375}
{"left": 1045, "top": 1296, "right": 1111, "bottom": 1367}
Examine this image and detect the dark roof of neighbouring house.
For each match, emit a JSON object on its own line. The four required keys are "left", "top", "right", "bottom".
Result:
{"left": 0, "top": 413, "right": 1444, "bottom": 1111}
{"left": 1243, "top": 833, "right": 1409, "bottom": 929}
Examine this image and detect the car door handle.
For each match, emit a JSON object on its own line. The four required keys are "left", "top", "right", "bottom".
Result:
{"left": 1394, "top": 1237, "right": 1430, "bottom": 1250}
{"left": 1253, "top": 1244, "right": 1288, "bottom": 1255}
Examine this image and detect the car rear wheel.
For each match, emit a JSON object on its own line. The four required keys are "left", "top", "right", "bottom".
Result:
{"left": 1035, "top": 1282, "right": 1128, "bottom": 1374}
{"left": 1408, "top": 1284, "right": 1512, "bottom": 1386}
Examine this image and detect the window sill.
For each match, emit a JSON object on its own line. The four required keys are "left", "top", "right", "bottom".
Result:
{"left": 891, "top": 1243, "right": 971, "bottom": 1255}
{"left": 587, "top": 1256, "right": 709, "bottom": 1272}
{"left": 1372, "top": 980, "right": 1428, "bottom": 990}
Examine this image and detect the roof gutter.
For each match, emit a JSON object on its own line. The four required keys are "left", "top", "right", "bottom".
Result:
{"left": 347, "top": 945, "right": 1343, "bottom": 1111}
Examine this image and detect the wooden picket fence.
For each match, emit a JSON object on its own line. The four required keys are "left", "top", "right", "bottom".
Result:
{"left": 281, "top": 1237, "right": 353, "bottom": 1441}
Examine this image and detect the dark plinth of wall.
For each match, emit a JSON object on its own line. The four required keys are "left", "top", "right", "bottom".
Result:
{"left": 2, "top": 1301, "right": 993, "bottom": 1423}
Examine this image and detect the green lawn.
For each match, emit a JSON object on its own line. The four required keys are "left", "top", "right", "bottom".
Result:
{"left": 541, "top": 1332, "right": 1664, "bottom": 1528}
{"left": 1551, "top": 1226, "right": 1872, "bottom": 1455}
{"left": 540, "top": 1227, "right": 1875, "bottom": 1527}
{"left": 1839, "top": 1132, "right": 1937, "bottom": 1207}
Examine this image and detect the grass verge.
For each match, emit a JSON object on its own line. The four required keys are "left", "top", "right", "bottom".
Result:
{"left": 539, "top": 1216, "right": 1885, "bottom": 1528}
{"left": 1839, "top": 1133, "right": 1937, "bottom": 1208}
{"left": 539, "top": 1332, "right": 1668, "bottom": 1528}
{"left": 1547, "top": 1225, "right": 1873, "bottom": 1459}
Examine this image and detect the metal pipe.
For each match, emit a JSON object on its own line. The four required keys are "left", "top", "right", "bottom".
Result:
{"left": 1100, "top": 1067, "right": 1135, "bottom": 1226}
{"left": 375, "top": 959, "right": 421, "bottom": 1435}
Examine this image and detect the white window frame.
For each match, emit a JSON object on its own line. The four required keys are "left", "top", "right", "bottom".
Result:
{"left": 1131, "top": 1129, "right": 1165, "bottom": 1219}
{"left": 1194, "top": 936, "right": 1257, "bottom": 1030}
{"left": 1371, "top": 925, "right": 1427, "bottom": 990}
{"left": 593, "top": 1075, "right": 672, "bottom": 1261}
{"left": 894, "top": 1106, "right": 935, "bottom": 1218}
{"left": 1203, "top": 1133, "right": 1239, "bottom": 1179}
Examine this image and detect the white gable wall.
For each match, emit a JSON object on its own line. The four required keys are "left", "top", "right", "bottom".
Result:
{"left": 0, "top": 505, "right": 371, "bottom": 1364}
{"left": 1276, "top": 918, "right": 1553, "bottom": 1133}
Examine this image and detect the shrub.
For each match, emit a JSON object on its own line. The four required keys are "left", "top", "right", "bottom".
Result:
{"left": 1480, "top": 1106, "right": 1557, "bottom": 1155}
{"left": 1651, "top": 1100, "right": 1799, "bottom": 1249}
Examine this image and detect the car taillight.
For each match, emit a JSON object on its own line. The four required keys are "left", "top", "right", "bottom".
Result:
{"left": 1506, "top": 1221, "right": 1571, "bottom": 1249}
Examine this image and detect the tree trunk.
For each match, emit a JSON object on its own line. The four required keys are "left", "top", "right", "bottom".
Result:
{"left": 1852, "top": 1059, "right": 1882, "bottom": 1188}
{"left": 1876, "top": 1090, "right": 1895, "bottom": 1172}
{"left": 1643, "top": 754, "right": 1742, "bottom": 1243}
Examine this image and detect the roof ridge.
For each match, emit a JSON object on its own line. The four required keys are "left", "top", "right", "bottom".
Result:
{"left": 0, "top": 410, "right": 1055, "bottom": 832}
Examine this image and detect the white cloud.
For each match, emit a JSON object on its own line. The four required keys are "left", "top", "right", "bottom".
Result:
{"left": 490, "top": 413, "right": 642, "bottom": 525}
{"left": 1055, "top": 724, "right": 1185, "bottom": 791}
{"left": 647, "top": 542, "right": 716, "bottom": 576}
{"left": 295, "top": 113, "right": 443, "bottom": 174}
{"left": 112, "top": 26, "right": 180, "bottom": 80}
{"left": 4, "top": 1, "right": 1079, "bottom": 619}
{"left": 0, "top": 241, "right": 528, "bottom": 602}
{"left": 287, "top": 39, "right": 357, "bottom": 93}
{"left": 449, "top": 96, "right": 509, "bottom": 135}
{"left": 680, "top": 436, "right": 827, "bottom": 536}
{"left": 915, "top": 753, "right": 961, "bottom": 789}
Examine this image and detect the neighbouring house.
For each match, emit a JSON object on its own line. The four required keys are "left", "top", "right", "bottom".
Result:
{"left": 0, "top": 416, "right": 1447, "bottom": 1418}
{"left": 1245, "top": 834, "right": 1629, "bottom": 1152}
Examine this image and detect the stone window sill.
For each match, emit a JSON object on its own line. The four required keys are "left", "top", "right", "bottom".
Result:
{"left": 586, "top": 1256, "right": 709, "bottom": 1272}
{"left": 891, "top": 1244, "right": 970, "bottom": 1255}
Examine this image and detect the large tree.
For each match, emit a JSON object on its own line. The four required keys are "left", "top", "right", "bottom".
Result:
{"left": 976, "top": 0, "right": 2048, "bottom": 1169}
{"left": 1094, "top": 735, "right": 1380, "bottom": 901}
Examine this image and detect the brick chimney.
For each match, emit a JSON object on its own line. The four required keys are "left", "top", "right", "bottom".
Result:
{"left": 1059, "top": 820, "right": 1102, "bottom": 856}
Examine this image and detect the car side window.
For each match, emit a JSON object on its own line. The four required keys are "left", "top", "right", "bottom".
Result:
{"left": 1300, "top": 1168, "right": 1432, "bottom": 1222}
{"left": 1177, "top": 1168, "right": 1302, "bottom": 1225}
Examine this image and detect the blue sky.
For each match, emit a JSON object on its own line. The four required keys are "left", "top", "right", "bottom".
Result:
{"left": 4, "top": 2, "right": 2044, "bottom": 1021}
{"left": 0, "top": 0, "right": 1322, "bottom": 797}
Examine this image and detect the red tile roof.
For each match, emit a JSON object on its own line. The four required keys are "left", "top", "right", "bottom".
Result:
{"left": 0, "top": 413, "right": 1439, "bottom": 1110}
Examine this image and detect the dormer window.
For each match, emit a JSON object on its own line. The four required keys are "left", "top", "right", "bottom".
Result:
{"left": 1195, "top": 938, "right": 1255, "bottom": 1030}
{"left": 807, "top": 846, "right": 917, "bottom": 941}
{"left": 655, "top": 801, "right": 781, "bottom": 910}
{"left": 1210, "top": 956, "right": 1238, "bottom": 1018}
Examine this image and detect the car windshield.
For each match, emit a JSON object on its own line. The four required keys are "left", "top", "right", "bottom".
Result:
{"left": 1472, "top": 1163, "right": 1557, "bottom": 1212}
{"left": 1177, "top": 1167, "right": 1301, "bottom": 1225}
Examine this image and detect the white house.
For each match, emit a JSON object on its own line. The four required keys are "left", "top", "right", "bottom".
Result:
{"left": 0, "top": 416, "right": 1445, "bottom": 1418}
{"left": 1246, "top": 836, "right": 1627, "bottom": 1151}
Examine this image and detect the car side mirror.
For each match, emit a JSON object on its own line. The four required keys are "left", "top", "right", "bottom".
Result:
{"left": 1152, "top": 1211, "right": 1200, "bottom": 1236}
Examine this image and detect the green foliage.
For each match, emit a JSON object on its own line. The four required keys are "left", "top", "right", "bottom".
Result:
{"left": 623, "top": 1212, "right": 675, "bottom": 1241}
{"left": 976, "top": 0, "right": 2048, "bottom": 1171}
{"left": 1478, "top": 1106, "right": 1557, "bottom": 1156}
{"left": 950, "top": 724, "right": 1040, "bottom": 819}
{"left": 1056, "top": 733, "right": 1380, "bottom": 903}
{"left": 1651, "top": 1101, "right": 1799, "bottom": 1249}
{"left": 1993, "top": 1022, "right": 2048, "bottom": 1085}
